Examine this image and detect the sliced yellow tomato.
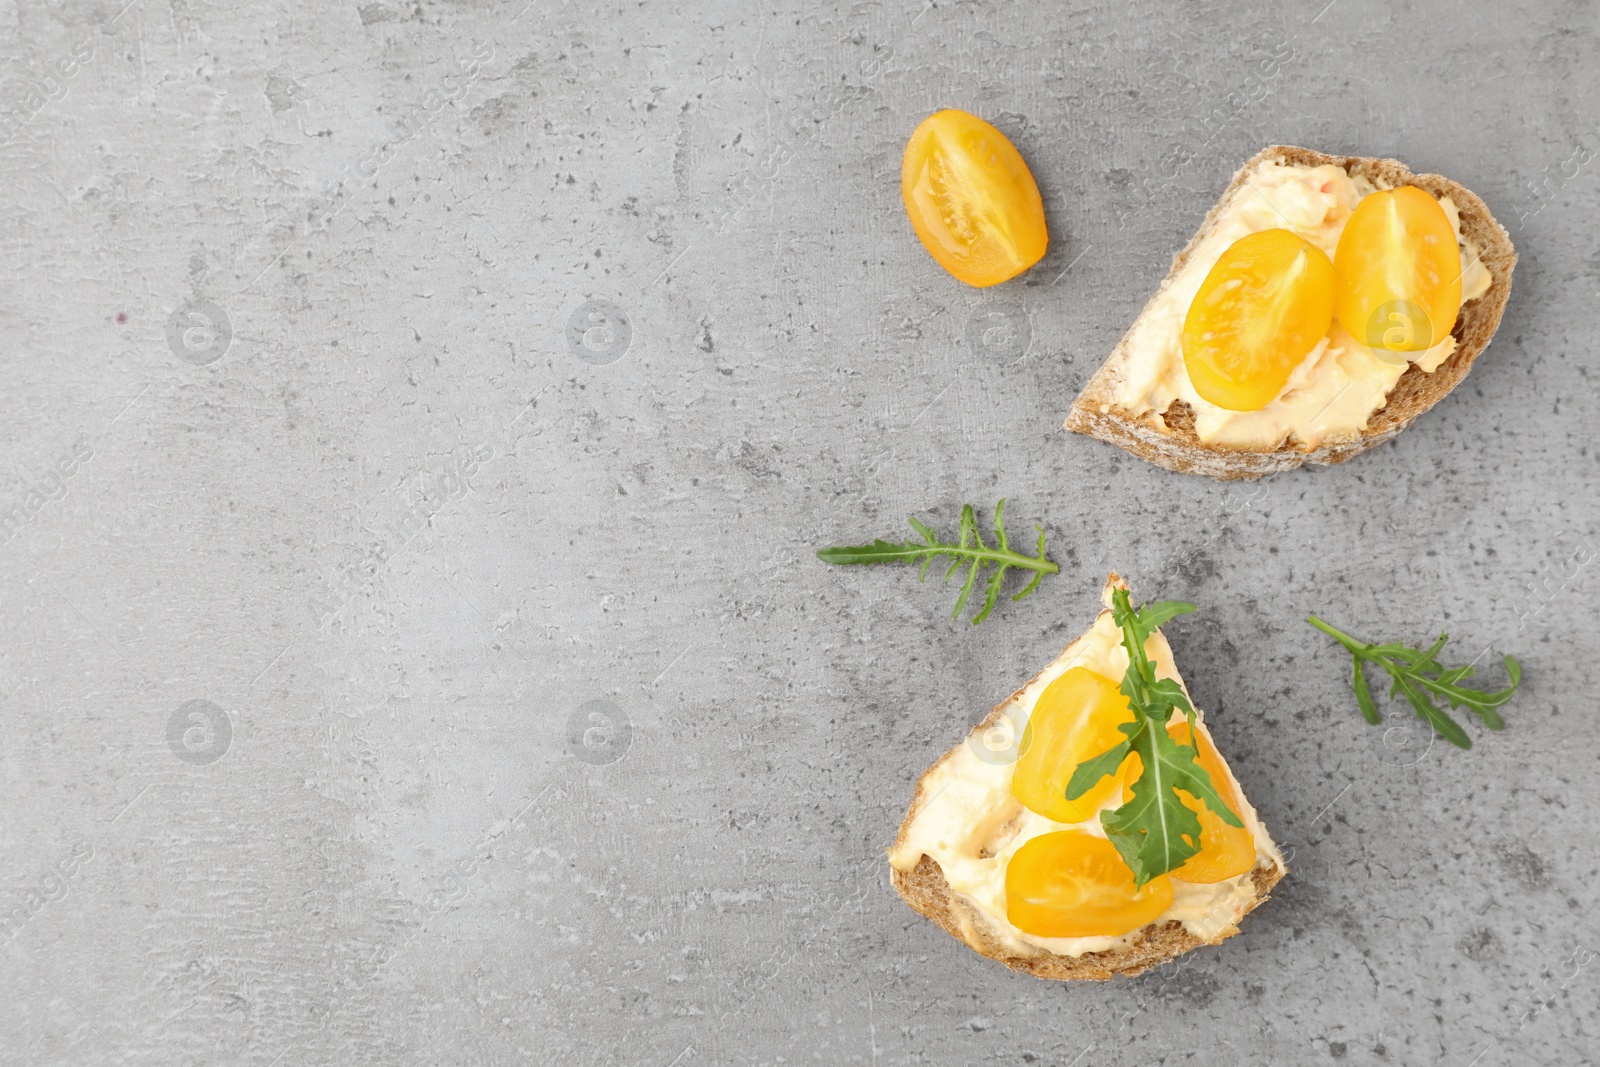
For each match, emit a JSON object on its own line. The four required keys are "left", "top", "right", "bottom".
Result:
{"left": 1122, "top": 720, "right": 1256, "bottom": 884}
{"left": 900, "top": 109, "right": 1047, "bottom": 287}
{"left": 1333, "top": 185, "right": 1461, "bottom": 352}
{"left": 1011, "top": 667, "right": 1136, "bottom": 824}
{"left": 1181, "top": 228, "right": 1338, "bottom": 411}
{"left": 1005, "top": 830, "right": 1174, "bottom": 938}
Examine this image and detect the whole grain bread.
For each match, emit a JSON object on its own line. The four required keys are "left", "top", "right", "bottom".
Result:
{"left": 889, "top": 574, "right": 1286, "bottom": 980}
{"left": 1064, "top": 146, "right": 1517, "bottom": 480}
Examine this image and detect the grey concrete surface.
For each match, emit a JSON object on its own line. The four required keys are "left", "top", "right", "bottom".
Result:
{"left": 0, "top": 0, "right": 1596, "bottom": 1063}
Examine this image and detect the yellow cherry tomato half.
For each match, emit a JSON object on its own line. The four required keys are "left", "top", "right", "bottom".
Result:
{"left": 1181, "top": 228, "right": 1338, "bottom": 412}
{"left": 1333, "top": 185, "right": 1462, "bottom": 352}
{"left": 1005, "top": 830, "right": 1174, "bottom": 939}
{"left": 1122, "top": 720, "right": 1256, "bottom": 885}
{"left": 1011, "top": 667, "right": 1137, "bottom": 824}
{"left": 901, "top": 109, "right": 1048, "bottom": 287}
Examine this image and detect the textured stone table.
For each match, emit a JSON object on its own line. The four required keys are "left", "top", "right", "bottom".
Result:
{"left": 1, "top": 0, "right": 1596, "bottom": 1063}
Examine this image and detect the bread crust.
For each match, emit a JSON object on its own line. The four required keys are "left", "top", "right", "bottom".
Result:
{"left": 889, "top": 574, "right": 1286, "bottom": 980}
{"left": 892, "top": 854, "right": 1284, "bottom": 981}
{"left": 1064, "top": 145, "right": 1518, "bottom": 480}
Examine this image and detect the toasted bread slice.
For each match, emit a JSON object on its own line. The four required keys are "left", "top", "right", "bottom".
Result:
{"left": 1065, "top": 145, "right": 1517, "bottom": 480}
{"left": 889, "top": 574, "right": 1286, "bottom": 980}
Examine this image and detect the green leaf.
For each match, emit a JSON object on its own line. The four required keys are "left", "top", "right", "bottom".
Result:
{"left": 973, "top": 562, "right": 1008, "bottom": 626}
{"left": 1102, "top": 721, "right": 1241, "bottom": 886}
{"left": 1064, "top": 587, "right": 1244, "bottom": 885}
{"left": 1352, "top": 657, "right": 1379, "bottom": 725}
{"left": 1136, "top": 601, "right": 1197, "bottom": 633}
{"left": 952, "top": 559, "right": 980, "bottom": 620}
{"left": 1107, "top": 726, "right": 1203, "bottom": 883}
{"left": 1064, "top": 732, "right": 1136, "bottom": 802}
{"left": 1145, "top": 678, "right": 1194, "bottom": 725}
{"left": 816, "top": 504, "right": 1059, "bottom": 625}
{"left": 1414, "top": 633, "right": 1450, "bottom": 673}
{"left": 1014, "top": 563, "right": 1046, "bottom": 601}
{"left": 1307, "top": 615, "right": 1522, "bottom": 749}
{"left": 815, "top": 539, "right": 924, "bottom": 566}
{"left": 1012, "top": 526, "right": 1050, "bottom": 601}
{"left": 1111, "top": 589, "right": 1155, "bottom": 686}
{"left": 1392, "top": 672, "right": 1472, "bottom": 749}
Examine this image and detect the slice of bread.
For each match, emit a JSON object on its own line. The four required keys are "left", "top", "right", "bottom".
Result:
{"left": 889, "top": 574, "right": 1286, "bottom": 980}
{"left": 1065, "top": 145, "right": 1517, "bottom": 480}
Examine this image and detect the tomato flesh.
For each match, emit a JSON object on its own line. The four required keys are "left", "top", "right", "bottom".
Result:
{"left": 901, "top": 109, "right": 1048, "bottom": 287}
{"left": 1333, "top": 185, "right": 1461, "bottom": 352}
{"left": 1181, "top": 228, "right": 1338, "bottom": 411}
{"left": 1011, "top": 667, "right": 1136, "bottom": 824}
{"left": 1123, "top": 721, "right": 1257, "bottom": 884}
{"left": 1005, "top": 830, "right": 1174, "bottom": 938}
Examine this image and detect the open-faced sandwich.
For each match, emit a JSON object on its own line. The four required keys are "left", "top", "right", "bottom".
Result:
{"left": 888, "top": 574, "right": 1286, "bottom": 979}
{"left": 1066, "top": 145, "right": 1516, "bottom": 479}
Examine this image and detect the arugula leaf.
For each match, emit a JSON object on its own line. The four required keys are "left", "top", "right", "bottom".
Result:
{"left": 1135, "top": 601, "right": 1197, "bottom": 634}
{"left": 1102, "top": 719, "right": 1235, "bottom": 882}
{"left": 816, "top": 500, "right": 1058, "bottom": 625}
{"left": 1066, "top": 588, "right": 1242, "bottom": 886}
{"left": 1064, "top": 729, "right": 1134, "bottom": 801}
{"left": 1307, "top": 615, "right": 1521, "bottom": 748}
{"left": 1351, "top": 656, "right": 1379, "bottom": 725}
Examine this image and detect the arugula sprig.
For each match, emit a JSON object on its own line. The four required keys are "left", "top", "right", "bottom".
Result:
{"left": 816, "top": 500, "right": 1058, "bottom": 625}
{"left": 1306, "top": 616, "right": 1521, "bottom": 749}
{"left": 1065, "top": 589, "right": 1244, "bottom": 886}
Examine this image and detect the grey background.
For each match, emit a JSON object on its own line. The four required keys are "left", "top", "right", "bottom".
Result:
{"left": 0, "top": 0, "right": 1595, "bottom": 1063}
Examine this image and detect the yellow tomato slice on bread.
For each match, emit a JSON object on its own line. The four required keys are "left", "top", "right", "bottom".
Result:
{"left": 1005, "top": 830, "right": 1174, "bottom": 938}
{"left": 1181, "top": 228, "right": 1338, "bottom": 411}
{"left": 1011, "top": 667, "right": 1136, "bottom": 824}
{"left": 1334, "top": 185, "right": 1462, "bottom": 352}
